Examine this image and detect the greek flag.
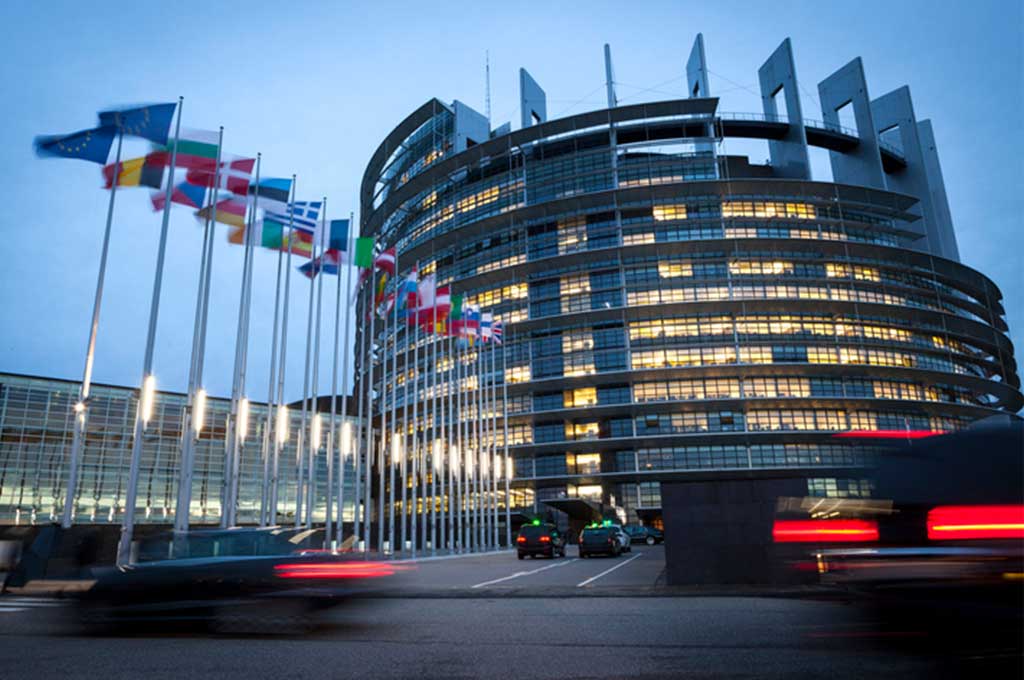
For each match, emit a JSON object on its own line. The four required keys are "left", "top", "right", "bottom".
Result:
{"left": 264, "top": 200, "right": 322, "bottom": 234}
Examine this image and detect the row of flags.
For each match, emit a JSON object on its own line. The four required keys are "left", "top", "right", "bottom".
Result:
{"left": 35, "top": 103, "right": 507, "bottom": 346}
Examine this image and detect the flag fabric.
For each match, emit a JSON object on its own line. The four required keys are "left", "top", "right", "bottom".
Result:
{"left": 299, "top": 249, "right": 342, "bottom": 278}
{"left": 149, "top": 127, "right": 219, "bottom": 169}
{"left": 449, "top": 294, "right": 464, "bottom": 321}
{"left": 34, "top": 126, "right": 115, "bottom": 164}
{"left": 265, "top": 200, "right": 321, "bottom": 234}
{"left": 151, "top": 182, "right": 206, "bottom": 211}
{"left": 375, "top": 248, "right": 396, "bottom": 276}
{"left": 481, "top": 312, "right": 494, "bottom": 342}
{"left": 374, "top": 272, "right": 390, "bottom": 314}
{"left": 354, "top": 237, "right": 375, "bottom": 268}
{"left": 102, "top": 154, "right": 164, "bottom": 189}
{"left": 248, "top": 178, "right": 292, "bottom": 210}
{"left": 98, "top": 103, "right": 177, "bottom": 144}
{"left": 226, "top": 219, "right": 314, "bottom": 259}
{"left": 399, "top": 267, "right": 418, "bottom": 312}
{"left": 492, "top": 321, "right": 503, "bottom": 345}
{"left": 198, "top": 198, "right": 247, "bottom": 228}
{"left": 328, "top": 219, "right": 350, "bottom": 251}
{"left": 185, "top": 157, "right": 254, "bottom": 196}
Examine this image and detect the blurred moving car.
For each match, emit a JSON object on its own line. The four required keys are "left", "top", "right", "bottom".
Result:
{"left": 516, "top": 521, "right": 566, "bottom": 559}
{"left": 76, "top": 527, "right": 399, "bottom": 633}
{"left": 579, "top": 524, "right": 622, "bottom": 558}
{"left": 609, "top": 525, "right": 631, "bottom": 553}
{"left": 773, "top": 420, "right": 1023, "bottom": 648}
{"left": 623, "top": 525, "right": 663, "bottom": 545}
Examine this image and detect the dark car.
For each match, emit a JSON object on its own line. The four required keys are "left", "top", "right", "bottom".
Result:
{"left": 579, "top": 526, "right": 622, "bottom": 558}
{"left": 75, "top": 527, "right": 400, "bottom": 633}
{"left": 623, "top": 525, "right": 664, "bottom": 545}
{"left": 516, "top": 522, "right": 565, "bottom": 559}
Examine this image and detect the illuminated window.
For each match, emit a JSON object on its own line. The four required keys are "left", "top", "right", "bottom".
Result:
{"left": 652, "top": 204, "right": 688, "bottom": 221}
{"left": 506, "top": 365, "right": 531, "bottom": 383}
{"left": 456, "top": 185, "right": 500, "bottom": 213}
{"left": 560, "top": 274, "right": 591, "bottom": 296}
{"left": 729, "top": 260, "right": 794, "bottom": 276}
{"left": 566, "top": 422, "right": 600, "bottom": 440}
{"left": 738, "top": 347, "right": 773, "bottom": 364}
{"left": 572, "top": 454, "right": 602, "bottom": 474}
{"left": 658, "top": 262, "right": 693, "bottom": 278}
{"left": 571, "top": 484, "right": 603, "bottom": 500}
{"left": 557, "top": 217, "right": 587, "bottom": 254}
{"left": 564, "top": 387, "right": 598, "bottom": 407}
{"left": 722, "top": 200, "right": 816, "bottom": 219}
{"left": 421, "top": 191, "right": 437, "bottom": 209}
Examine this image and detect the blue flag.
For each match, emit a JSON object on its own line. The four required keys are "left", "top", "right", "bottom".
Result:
{"left": 98, "top": 103, "right": 177, "bottom": 144}
{"left": 329, "top": 219, "right": 350, "bottom": 251}
{"left": 34, "top": 125, "right": 116, "bottom": 164}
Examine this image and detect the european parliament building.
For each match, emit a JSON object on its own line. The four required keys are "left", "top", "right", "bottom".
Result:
{"left": 359, "top": 36, "right": 1020, "bottom": 530}
{"left": 0, "top": 36, "right": 1019, "bottom": 534}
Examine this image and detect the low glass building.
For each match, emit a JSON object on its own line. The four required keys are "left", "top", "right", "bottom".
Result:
{"left": 358, "top": 37, "right": 1020, "bottom": 530}
{"left": 0, "top": 372, "right": 358, "bottom": 526}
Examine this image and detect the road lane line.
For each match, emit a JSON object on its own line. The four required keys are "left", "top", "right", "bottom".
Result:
{"left": 0, "top": 607, "right": 27, "bottom": 612}
{"left": 471, "top": 558, "right": 578, "bottom": 588}
{"left": 576, "top": 552, "right": 642, "bottom": 587}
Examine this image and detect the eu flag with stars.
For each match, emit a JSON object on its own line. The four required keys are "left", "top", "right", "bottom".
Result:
{"left": 98, "top": 103, "right": 177, "bottom": 145}
{"left": 34, "top": 125, "right": 116, "bottom": 164}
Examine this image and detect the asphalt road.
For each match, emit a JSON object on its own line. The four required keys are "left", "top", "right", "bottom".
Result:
{"left": 0, "top": 547, "right": 1018, "bottom": 679}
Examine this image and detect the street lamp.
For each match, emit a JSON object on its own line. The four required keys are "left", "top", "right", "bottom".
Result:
{"left": 193, "top": 388, "right": 207, "bottom": 434}
{"left": 311, "top": 413, "right": 322, "bottom": 450}
{"left": 140, "top": 374, "right": 157, "bottom": 425}
{"left": 276, "top": 404, "right": 289, "bottom": 444}
{"left": 237, "top": 397, "right": 249, "bottom": 441}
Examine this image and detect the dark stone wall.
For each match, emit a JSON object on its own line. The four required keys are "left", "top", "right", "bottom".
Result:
{"left": 662, "top": 478, "right": 809, "bottom": 585}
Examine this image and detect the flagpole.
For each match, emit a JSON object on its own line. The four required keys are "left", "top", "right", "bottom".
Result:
{"left": 306, "top": 198, "right": 328, "bottom": 529}
{"left": 364, "top": 265, "right": 377, "bottom": 551}
{"left": 378, "top": 266, "right": 391, "bottom": 554}
{"left": 477, "top": 336, "right": 485, "bottom": 551}
{"left": 410, "top": 264, "right": 420, "bottom": 556}
{"left": 295, "top": 199, "right": 317, "bottom": 528}
{"left": 226, "top": 155, "right": 260, "bottom": 528}
{"left": 175, "top": 126, "right": 224, "bottom": 535}
{"left": 491, "top": 333, "right": 499, "bottom": 547}
{"left": 258, "top": 176, "right": 291, "bottom": 528}
{"left": 430, "top": 301, "right": 438, "bottom": 557}
{"left": 446, "top": 333, "right": 455, "bottom": 553}
{"left": 338, "top": 213, "right": 354, "bottom": 544}
{"left": 270, "top": 175, "right": 297, "bottom": 524}
{"left": 388, "top": 255, "right": 401, "bottom": 555}
{"left": 459, "top": 339, "right": 467, "bottom": 552}
{"left": 439, "top": 331, "right": 447, "bottom": 555}
{"left": 116, "top": 97, "right": 183, "bottom": 566}
{"left": 62, "top": 128, "right": 124, "bottom": 529}
{"left": 503, "top": 327, "right": 511, "bottom": 548}
{"left": 353, "top": 261, "right": 368, "bottom": 551}
{"left": 399, "top": 269, "right": 412, "bottom": 555}
{"left": 326, "top": 214, "right": 342, "bottom": 549}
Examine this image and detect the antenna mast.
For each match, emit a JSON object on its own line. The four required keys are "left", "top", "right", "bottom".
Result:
{"left": 485, "top": 50, "right": 492, "bottom": 125}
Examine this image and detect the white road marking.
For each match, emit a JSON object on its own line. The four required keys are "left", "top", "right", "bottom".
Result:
{"left": 576, "top": 552, "right": 642, "bottom": 587}
{"left": 0, "top": 607, "right": 28, "bottom": 612}
{"left": 0, "top": 598, "right": 64, "bottom": 607}
{"left": 471, "top": 558, "right": 578, "bottom": 588}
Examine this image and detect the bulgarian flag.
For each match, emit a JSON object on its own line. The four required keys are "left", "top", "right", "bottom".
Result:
{"left": 153, "top": 128, "right": 220, "bottom": 170}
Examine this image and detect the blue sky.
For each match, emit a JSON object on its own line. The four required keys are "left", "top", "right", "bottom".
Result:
{"left": 1, "top": 0, "right": 1020, "bottom": 402}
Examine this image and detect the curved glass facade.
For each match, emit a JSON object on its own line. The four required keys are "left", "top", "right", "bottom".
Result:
{"left": 360, "top": 98, "right": 1020, "bottom": 526}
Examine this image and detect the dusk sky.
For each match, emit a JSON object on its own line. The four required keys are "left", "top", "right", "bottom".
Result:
{"left": 1, "top": 0, "right": 1020, "bottom": 403}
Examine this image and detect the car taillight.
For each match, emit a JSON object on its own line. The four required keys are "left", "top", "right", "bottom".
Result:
{"left": 516, "top": 535, "right": 526, "bottom": 543}
{"left": 539, "top": 535, "right": 551, "bottom": 543}
{"left": 772, "top": 519, "right": 879, "bottom": 543}
{"left": 273, "top": 561, "right": 396, "bottom": 579}
{"left": 927, "top": 505, "right": 1024, "bottom": 540}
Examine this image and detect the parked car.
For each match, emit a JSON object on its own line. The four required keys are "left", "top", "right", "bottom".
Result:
{"left": 578, "top": 525, "right": 622, "bottom": 558}
{"left": 516, "top": 521, "right": 566, "bottom": 559}
{"left": 623, "top": 525, "right": 664, "bottom": 545}
{"left": 609, "top": 525, "right": 631, "bottom": 552}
